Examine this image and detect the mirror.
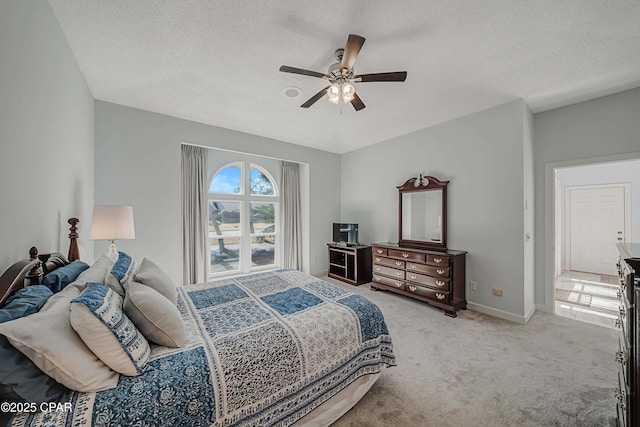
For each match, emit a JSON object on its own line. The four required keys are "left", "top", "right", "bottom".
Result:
{"left": 398, "top": 174, "right": 448, "bottom": 251}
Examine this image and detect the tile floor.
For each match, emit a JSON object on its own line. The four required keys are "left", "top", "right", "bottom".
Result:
{"left": 555, "top": 270, "right": 619, "bottom": 329}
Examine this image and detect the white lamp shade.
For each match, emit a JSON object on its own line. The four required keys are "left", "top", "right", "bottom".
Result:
{"left": 90, "top": 205, "right": 136, "bottom": 240}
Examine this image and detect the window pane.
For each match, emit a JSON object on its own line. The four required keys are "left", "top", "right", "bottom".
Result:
{"left": 209, "top": 201, "right": 241, "bottom": 236}
{"left": 250, "top": 166, "right": 274, "bottom": 195}
{"left": 210, "top": 165, "right": 241, "bottom": 194}
{"left": 251, "top": 235, "right": 275, "bottom": 267}
{"left": 210, "top": 237, "right": 240, "bottom": 274}
{"left": 250, "top": 203, "right": 275, "bottom": 235}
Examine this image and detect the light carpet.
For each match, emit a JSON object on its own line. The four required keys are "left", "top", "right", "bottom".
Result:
{"left": 326, "top": 276, "right": 618, "bottom": 427}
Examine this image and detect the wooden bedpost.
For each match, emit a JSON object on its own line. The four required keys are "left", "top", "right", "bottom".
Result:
{"left": 25, "top": 247, "right": 42, "bottom": 285}
{"left": 68, "top": 217, "right": 80, "bottom": 261}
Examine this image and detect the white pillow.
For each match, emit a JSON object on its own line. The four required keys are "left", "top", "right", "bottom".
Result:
{"left": 0, "top": 285, "right": 119, "bottom": 392}
{"left": 105, "top": 252, "right": 137, "bottom": 296}
{"left": 124, "top": 281, "right": 185, "bottom": 348}
{"left": 75, "top": 254, "right": 114, "bottom": 284}
{"left": 70, "top": 282, "right": 150, "bottom": 376}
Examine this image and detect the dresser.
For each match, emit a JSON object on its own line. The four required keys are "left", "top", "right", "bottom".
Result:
{"left": 371, "top": 242, "right": 467, "bottom": 317}
{"left": 615, "top": 242, "right": 640, "bottom": 427}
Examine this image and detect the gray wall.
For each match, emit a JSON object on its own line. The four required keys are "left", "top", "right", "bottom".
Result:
{"left": 0, "top": 0, "right": 94, "bottom": 270}
{"left": 95, "top": 101, "right": 340, "bottom": 284}
{"left": 534, "top": 88, "right": 640, "bottom": 309}
{"left": 341, "top": 100, "right": 531, "bottom": 319}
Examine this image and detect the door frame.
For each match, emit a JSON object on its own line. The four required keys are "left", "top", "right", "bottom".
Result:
{"left": 544, "top": 152, "right": 640, "bottom": 314}
{"left": 564, "top": 183, "right": 631, "bottom": 273}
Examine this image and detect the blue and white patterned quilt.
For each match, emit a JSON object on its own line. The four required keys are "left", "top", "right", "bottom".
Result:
{"left": 11, "top": 269, "right": 395, "bottom": 426}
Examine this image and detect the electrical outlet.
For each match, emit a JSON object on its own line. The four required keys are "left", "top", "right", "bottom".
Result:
{"left": 469, "top": 281, "right": 477, "bottom": 291}
{"left": 492, "top": 288, "right": 503, "bottom": 296}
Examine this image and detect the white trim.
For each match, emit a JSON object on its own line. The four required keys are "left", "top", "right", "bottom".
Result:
{"left": 467, "top": 302, "right": 535, "bottom": 324}
{"left": 543, "top": 151, "right": 640, "bottom": 314}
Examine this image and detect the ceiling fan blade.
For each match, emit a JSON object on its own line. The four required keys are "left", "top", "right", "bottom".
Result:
{"left": 350, "top": 92, "right": 366, "bottom": 111}
{"left": 301, "top": 86, "right": 331, "bottom": 108}
{"left": 279, "top": 65, "right": 331, "bottom": 80}
{"left": 353, "top": 71, "right": 407, "bottom": 82}
{"left": 340, "top": 34, "right": 366, "bottom": 72}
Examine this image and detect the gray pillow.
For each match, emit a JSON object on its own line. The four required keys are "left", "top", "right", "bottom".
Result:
{"left": 134, "top": 258, "right": 177, "bottom": 305}
{"left": 0, "top": 285, "right": 119, "bottom": 392}
{"left": 124, "top": 281, "right": 185, "bottom": 348}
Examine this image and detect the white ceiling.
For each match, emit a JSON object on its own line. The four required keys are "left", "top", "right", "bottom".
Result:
{"left": 47, "top": 0, "right": 640, "bottom": 154}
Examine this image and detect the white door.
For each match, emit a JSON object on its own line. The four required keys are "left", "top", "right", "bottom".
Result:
{"left": 569, "top": 186, "right": 625, "bottom": 275}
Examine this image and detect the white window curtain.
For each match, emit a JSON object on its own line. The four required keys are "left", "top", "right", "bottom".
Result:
{"left": 281, "top": 161, "right": 302, "bottom": 270}
{"left": 181, "top": 144, "right": 209, "bottom": 285}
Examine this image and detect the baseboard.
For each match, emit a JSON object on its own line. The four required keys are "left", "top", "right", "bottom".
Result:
{"left": 467, "top": 302, "right": 535, "bottom": 325}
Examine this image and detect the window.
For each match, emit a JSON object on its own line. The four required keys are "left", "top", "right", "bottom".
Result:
{"left": 208, "top": 162, "right": 278, "bottom": 276}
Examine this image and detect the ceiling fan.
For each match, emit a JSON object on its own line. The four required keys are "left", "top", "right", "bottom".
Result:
{"left": 279, "top": 34, "right": 407, "bottom": 111}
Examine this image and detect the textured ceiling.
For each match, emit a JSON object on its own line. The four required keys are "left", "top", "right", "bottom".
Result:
{"left": 47, "top": 0, "right": 640, "bottom": 154}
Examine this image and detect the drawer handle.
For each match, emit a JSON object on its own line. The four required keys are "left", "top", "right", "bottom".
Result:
{"left": 402, "top": 253, "right": 409, "bottom": 258}
{"left": 619, "top": 307, "right": 625, "bottom": 318}
{"left": 375, "top": 257, "right": 380, "bottom": 262}
{"left": 409, "top": 264, "right": 417, "bottom": 269}
{"left": 436, "top": 269, "right": 445, "bottom": 275}
{"left": 395, "top": 271, "right": 403, "bottom": 277}
{"left": 408, "top": 285, "right": 417, "bottom": 292}
{"left": 374, "top": 277, "right": 381, "bottom": 282}
{"left": 375, "top": 267, "right": 381, "bottom": 272}
{"left": 433, "top": 257, "right": 442, "bottom": 263}
{"left": 376, "top": 249, "right": 384, "bottom": 254}
{"left": 394, "top": 281, "right": 403, "bottom": 288}
{"left": 395, "top": 261, "right": 403, "bottom": 266}
{"left": 435, "top": 293, "right": 445, "bottom": 300}
{"left": 436, "top": 280, "right": 445, "bottom": 287}
{"left": 617, "top": 291, "right": 622, "bottom": 300}
{"left": 408, "top": 274, "right": 417, "bottom": 280}
{"left": 615, "top": 389, "right": 626, "bottom": 410}
{"left": 615, "top": 319, "right": 621, "bottom": 328}
{"left": 615, "top": 349, "right": 627, "bottom": 365}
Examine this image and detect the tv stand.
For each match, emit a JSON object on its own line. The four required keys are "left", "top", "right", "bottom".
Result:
{"left": 327, "top": 244, "right": 372, "bottom": 286}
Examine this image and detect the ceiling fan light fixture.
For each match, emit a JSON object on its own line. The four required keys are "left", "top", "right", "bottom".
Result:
{"left": 342, "top": 83, "right": 355, "bottom": 103}
{"left": 327, "top": 84, "right": 340, "bottom": 104}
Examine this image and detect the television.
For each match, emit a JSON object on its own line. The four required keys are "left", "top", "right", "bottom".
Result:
{"left": 333, "top": 223, "right": 359, "bottom": 246}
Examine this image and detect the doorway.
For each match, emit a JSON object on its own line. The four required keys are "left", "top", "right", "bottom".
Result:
{"left": 552, "top": 159, "right": 637, "bottom": 328}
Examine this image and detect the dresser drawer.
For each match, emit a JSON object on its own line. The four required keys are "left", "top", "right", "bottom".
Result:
{"left": 373, "top": 247, "right": 388, "bottom": 256}
{"left": 374, "top": 256, "right": 405, "bottom": 269}
{"left": 372, "top": 274, "right": 405, "bottom": 291}
{"left": 427, "top": 254, "right": 450, "bottom": 267}
{"left": 406, "top": 283, "right": 450, "bottom": 303}
{"left": 406, "top": 271, "right": 450, "bottom": 290}
{"left": 388, "top": 249, "right": 425, "bottom": 263}
{"left": 372, "top": 264, "right": 405, "bottom": 279}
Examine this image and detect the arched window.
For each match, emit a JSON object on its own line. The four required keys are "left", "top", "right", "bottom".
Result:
{"left": 208, "top": 161, "right": 278, "bottom": 276}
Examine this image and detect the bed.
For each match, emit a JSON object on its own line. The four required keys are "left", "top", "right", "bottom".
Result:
{"left": 0, "top": 219, "right": 395, "bottom": 426}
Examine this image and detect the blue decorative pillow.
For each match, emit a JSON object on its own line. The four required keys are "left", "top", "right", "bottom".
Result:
{"left": 0, "top": 285, "right": 53, "bottom": 323}
{"left": 0, "top": 335, "right": 69, "bottom": 404}
{"left": 41, "top": 260, "right": 90, "bottom": 293}
{"left": 70, "top": 282, "right": 150, "bottom": 376}
{"left": 104, "top": 252, "right": 136, "bottom": 296}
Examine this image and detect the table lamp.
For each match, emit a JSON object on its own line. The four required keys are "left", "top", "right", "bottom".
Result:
{"left": 90, "top": 205, "right": 135, "bottom": 261}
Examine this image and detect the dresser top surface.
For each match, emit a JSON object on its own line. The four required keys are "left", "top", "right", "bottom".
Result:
{"left": 617, "top": 242, "right": 640, "bottom": 260}
{"left": 373, "top": 242, "right": 467, "bottom": 256}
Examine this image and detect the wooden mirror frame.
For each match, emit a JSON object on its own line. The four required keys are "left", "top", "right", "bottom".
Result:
{"left": 398, "top": 174, "right": 449, "bottom": 251}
